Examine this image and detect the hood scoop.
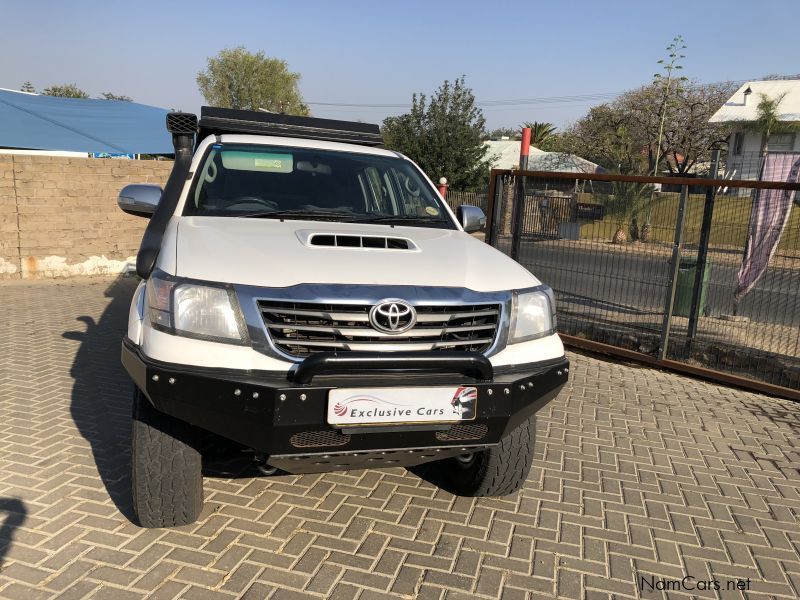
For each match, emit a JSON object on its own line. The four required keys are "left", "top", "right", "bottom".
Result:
{"left": 306, "top": 233, "right": 417, "bottom": 250}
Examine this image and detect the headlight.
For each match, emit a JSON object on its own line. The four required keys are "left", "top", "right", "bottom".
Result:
{"left": 509, "top": 288, "right": 556, "bottom": 343}
{"left": 146, "top": 272, "right": 246, "bottom": 343}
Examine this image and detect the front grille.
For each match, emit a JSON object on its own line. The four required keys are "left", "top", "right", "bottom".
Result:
{"left": 258, "top": 300, "right": 501, "bottom": 359}
{"left": 290, "top": 430, "right": 351, "bottom": 448}
{"left": 435, "top": 423, "right": 488, "bottom": 441}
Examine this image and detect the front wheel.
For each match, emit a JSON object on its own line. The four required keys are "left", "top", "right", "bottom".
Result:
{"left": 131, "top": 389, "right": 203, "bottom": 528}
{"left": 424, "top": 414, "right": 536, "bottom": 496}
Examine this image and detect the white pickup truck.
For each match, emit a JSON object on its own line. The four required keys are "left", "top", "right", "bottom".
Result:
{"left": 119, "top": 108, "right": 569, "bottom": 527}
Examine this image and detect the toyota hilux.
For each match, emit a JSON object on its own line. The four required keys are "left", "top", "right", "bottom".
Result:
{"left": 119, "top": 108, "right": 569, "bottom": 527}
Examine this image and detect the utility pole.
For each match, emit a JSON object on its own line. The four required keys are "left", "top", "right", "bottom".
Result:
{"left": 510, "top": 127, "right": 531, "bottom": 261}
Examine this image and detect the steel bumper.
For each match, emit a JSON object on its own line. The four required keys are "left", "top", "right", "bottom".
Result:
{"left": 122, "top": 338, "right": 569, "bottom": 474}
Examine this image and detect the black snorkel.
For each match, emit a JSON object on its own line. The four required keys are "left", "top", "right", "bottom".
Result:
{"left": 135, "top": 112, "right": 197, "bottom": 279}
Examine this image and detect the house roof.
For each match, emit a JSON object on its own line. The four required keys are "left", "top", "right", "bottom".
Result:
{"left": 484, "top": 140, "right": 604, "bottom": 173}
{"left": 709, "top": 80, "right": 800, "bottom": 123}
{"left": 0, "top": 88, "right": 173, "bottom": 154}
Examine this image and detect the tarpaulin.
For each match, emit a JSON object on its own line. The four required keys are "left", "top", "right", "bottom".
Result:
{"left": 735, "top": 153, "right": 800, "bottom": 301}
{"left": 0, "top": 88, "right": 172, "bottom": 154}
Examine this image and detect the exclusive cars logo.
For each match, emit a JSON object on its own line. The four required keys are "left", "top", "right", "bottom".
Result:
{"left": 332, "top": 395, "right": 405, "bottom": 418}
{"left": 369, "top": 299, "right": 416, "bottom": 334}
{"left": 332, "top": 387, "right": 477, "bottom": 421}
{"left": 451, "top": 386, "right": 477, "bottom": 419}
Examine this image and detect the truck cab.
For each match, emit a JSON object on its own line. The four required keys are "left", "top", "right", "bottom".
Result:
{"left": 120, "top": 108, "right": 569, "bottom": 528}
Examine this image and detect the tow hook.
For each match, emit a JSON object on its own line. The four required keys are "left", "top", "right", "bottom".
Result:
{"left": 255, "top": 453, "right": 278, "bottom": 476}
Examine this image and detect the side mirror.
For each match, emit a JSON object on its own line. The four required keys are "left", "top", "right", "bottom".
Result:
{"left": 118, "top": 184, "right": 162, "bottom": 218}
{"left": 457, "top": 205, "right": 486, "bottom": 233}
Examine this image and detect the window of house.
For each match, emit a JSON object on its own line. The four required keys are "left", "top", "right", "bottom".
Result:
{"left": 732, "top": 132, "right": 744, "bottom": 155}
{"left": 767, "top": 133, "right": 796, "bottom": 152}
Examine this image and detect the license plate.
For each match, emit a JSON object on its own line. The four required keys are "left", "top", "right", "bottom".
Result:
{"left": 327, "top": 386, "right": 477, "bottom": 426}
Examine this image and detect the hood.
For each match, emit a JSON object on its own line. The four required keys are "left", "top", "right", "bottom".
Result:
{"left": 173, "top": 217, "right": 538, "bottom": 291}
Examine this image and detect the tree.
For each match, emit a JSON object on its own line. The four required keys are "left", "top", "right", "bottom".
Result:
{"left": 740, "top": 93, "right": 800, "bottom": 202}
{"left": 556, "top": 80, "right": 735, "bottom": 175}
{"left": 20, "top": 81, "right": 35, "bottom": 93}
{"left": 554, "top": 36, "right": 734, "bottom": 176}
{"left": 42, "top": 83, "right": 89, "bottom": 98}
{"left": 483, "top": 127, "right": 520, "bottom": 140}
{"left": 741, "top": 92, "right": 800, "bottom": 156}
{"left": 197, "top": 47, "right": 308, "bottom": 115}
{"left": 557, "top": 104, "right": 645, "bottom": 174}
{"left": 652, "top": 35, "right": 688, "bottom": 175}
{"left": 101, "top": 92, "right": 133, "bottom": 101}
{"left": 599, "top": 181, "right": 656, "bottom": 244}
{"left": 522, "top": 121, "right": 557, "bottom": 150}
{"left": 383, "top": 77, "right": 491, "bottom": 191}
{"left": 762, "top": 73, "right": 800, "bottom": 81}
{"left": 624, "top": 81, "right": 735, "bottom": 174}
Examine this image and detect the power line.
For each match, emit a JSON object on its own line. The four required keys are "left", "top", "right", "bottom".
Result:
{"left": 312, "top": 102, "right": 604, "bottom": 115}
{"left": 305, "top": 79, "right": 752, "bottom": 110}
{"left": 306, "top": 92, "right": 619, "bottom": 109}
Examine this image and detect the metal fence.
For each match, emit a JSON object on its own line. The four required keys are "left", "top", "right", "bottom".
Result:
{"left": 485, "top": 168, "right": 800, "bottom": 400}
{"left": 721, "top": 150, "right": 800, "bottom": 189}
{"left": 443, "top": 190, "right": 489, "bottom": 215}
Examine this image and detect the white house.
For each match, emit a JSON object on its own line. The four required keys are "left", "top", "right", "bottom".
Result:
{"left": 709, "top": 80, "right": 800, "bottom": 180}
{"left": 483, "top": 139, "right": 603, "bottom": 173}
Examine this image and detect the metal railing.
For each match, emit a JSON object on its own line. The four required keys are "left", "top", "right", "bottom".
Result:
{"left": 443, "top": 190, "right": 489, "bottom": 215}
{"left": 720, "top": 150, "right": 800, "bottom": 189}
{"left": 486, "top": 168, "right": 800, "bottom": 400}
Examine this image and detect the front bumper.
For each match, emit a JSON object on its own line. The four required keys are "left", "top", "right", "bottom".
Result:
{"left": 122, "top": 337, "right": 569, "bottom": 474}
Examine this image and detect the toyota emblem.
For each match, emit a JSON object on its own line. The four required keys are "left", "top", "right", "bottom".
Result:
{"left": 369, "top": 299, "right": 417, "bottom": 334}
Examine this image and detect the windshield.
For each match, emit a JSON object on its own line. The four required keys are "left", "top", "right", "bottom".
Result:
{"left": 184, "top": 143, "right": 455, "bottom": 228}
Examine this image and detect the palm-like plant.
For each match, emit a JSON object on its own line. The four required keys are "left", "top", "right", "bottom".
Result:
{"left": 600, "top": 181, "right": 656, "bottom": 244}
{"left": 740, "top": 92, "right": 800, "bottom": 167}
{"left": 522, "top": 121, "right": 557, "bottom": 149}
{"left": 737, "top": 93, "right": 800, "bottom": 209}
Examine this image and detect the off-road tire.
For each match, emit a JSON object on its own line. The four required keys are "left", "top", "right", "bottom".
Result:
{"left": 131, "top": 388, "right": 203, "bottom": 528}
{"left": 429, "top": 414, "right": 536, "bottom": 497}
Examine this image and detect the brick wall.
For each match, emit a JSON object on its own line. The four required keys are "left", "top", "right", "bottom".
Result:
{"left": 0, "top": 155, "right": 172, "bottom": 279}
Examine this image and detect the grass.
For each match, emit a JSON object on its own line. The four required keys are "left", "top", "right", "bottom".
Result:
{"left": 578, "top": 191, "right": 800, "bottom": 252}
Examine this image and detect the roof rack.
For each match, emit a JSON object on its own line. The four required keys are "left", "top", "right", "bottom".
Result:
{"left": 197, "top": 107, "right": 384, "bottom": 147}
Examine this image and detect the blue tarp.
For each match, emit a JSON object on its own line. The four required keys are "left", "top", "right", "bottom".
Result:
{"left": 0, "top": 89, "right": 173, "bottom": 154}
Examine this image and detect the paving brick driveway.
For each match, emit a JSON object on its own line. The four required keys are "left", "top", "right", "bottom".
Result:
{"left": 1, "top": 276, "right": 799, "bottom": 600}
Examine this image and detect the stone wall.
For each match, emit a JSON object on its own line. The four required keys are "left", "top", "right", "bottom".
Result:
{"left": 0, "top": 155, "right": 172, "bottom": 279}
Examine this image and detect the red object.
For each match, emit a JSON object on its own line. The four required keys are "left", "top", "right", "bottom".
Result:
{"left": 438, "top": 180, "right": 448, "bottom": 198}
{"left": 520, "top": 127, "right": 531, "bottom": 169}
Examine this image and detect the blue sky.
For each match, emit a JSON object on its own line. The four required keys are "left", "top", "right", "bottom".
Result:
{"left": 2, "top": 0, "right": 798, "bottom": 129}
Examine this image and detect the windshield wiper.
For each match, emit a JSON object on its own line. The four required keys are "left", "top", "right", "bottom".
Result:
{"left": 238, "top": 209, "right": 356, "bottom": 221}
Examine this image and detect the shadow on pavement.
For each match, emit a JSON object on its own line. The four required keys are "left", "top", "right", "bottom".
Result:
{"left": 0, "top": 498, "right": 27, "bottom": 568}
{"left": 64, "top": 276, "right": 139, "bottom": 523}
{"left": 735, "top": 394, "right": 800, "bottom": 439}
{"left": 62, "top": 275, "right": 271, "bottom": 519}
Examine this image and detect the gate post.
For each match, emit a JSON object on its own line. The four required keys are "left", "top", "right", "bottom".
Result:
{"left": 686, "top": 149, "right": 721, "bottom": 343}
{"left": 510, "top": 128, "right": 531, "bottom": 261}
{"left": 659, "top": 184, "right": 688, "bottom": 361}
{"left": 485, "top": 170, "right": 504, "bottom": 247}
